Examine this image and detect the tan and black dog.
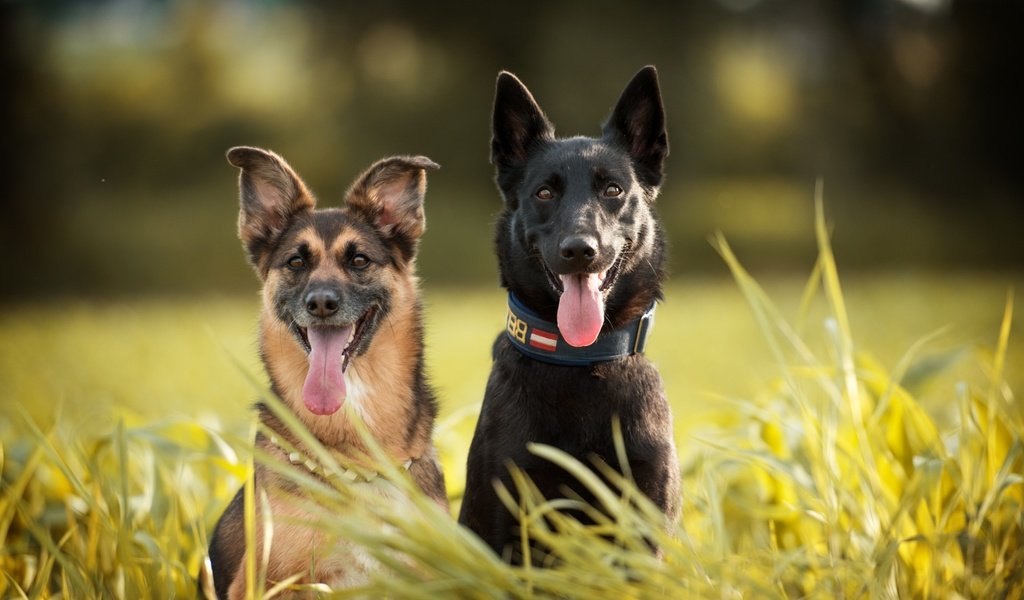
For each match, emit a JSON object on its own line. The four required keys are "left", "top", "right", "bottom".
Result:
{"left": 206, "top": 147, "right": 447, "bottom": 598}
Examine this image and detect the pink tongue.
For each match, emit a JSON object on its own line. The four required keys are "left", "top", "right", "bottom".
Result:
{"left": 557, "top": 273, "right": 605, "bottom": 347}
{"left": 302, "top": 325, "right": 354, "bottom": 416}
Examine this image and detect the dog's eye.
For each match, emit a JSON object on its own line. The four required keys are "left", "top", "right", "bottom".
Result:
{"left": 603, "top": 183, "right": 623, "bottom": 198}
{"left": 286, "top": 256, "right": 305, "bottom": 271}
{"left": 535, "top": 187, "right": 554, "bottom": 201}
{"left": 350, "top": 254, "right": 370, "bottom": 270}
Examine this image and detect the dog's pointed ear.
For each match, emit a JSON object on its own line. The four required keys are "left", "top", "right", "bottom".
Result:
{"left": 227, "top": 146, "right": 315, "bottom": 269}
{"left": 491, "top": 71, "right": 554, "bottom": 170}
{"left": 345, "top": 155, "right": 439, "bottom": 258}
{"left": 602, "top": 66, "right": 669, "bottom": 189}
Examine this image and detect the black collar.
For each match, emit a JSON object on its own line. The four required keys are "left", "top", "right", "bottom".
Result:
{"left": 504, "top": 293, "right": 655, "bottom": 366}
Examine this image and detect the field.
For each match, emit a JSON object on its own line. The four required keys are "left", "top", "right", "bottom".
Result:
{"left": 1, "top": 228, "right": 1022, "bottom": 597}
{"left": 3, "top": 273, "right": 1019, "bottom": 432}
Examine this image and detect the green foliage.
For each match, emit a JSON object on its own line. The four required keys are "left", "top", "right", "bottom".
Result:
{"left": 2, "top": 204, "right": 1021, "bottom": 598}
{"left": 697, "top": 194, "right": 1024, "bottom": 597}
{"left": 0, "top": 417, "right": 242, "bottom": 597}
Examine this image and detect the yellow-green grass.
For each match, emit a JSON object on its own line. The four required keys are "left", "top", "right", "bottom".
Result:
{"left": 1, "top": 214, "right": 1022, "bottom": 597}
{"left": 1, "top": 276, "right": 1018, "bottom": 434}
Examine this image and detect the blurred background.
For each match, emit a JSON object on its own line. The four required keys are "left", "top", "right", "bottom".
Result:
{"left": 1, "top": 0, "right": 1021, "bottom": 434}
{"left": 3, "top": 0, "right": 1021, "bottom": 297}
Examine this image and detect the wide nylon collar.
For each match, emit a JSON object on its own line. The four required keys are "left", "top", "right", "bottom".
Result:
{"left": 504, "top": 293, "right": 655, "bottom": 366}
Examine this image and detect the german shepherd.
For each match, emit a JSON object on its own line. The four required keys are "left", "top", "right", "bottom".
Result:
{"left": 206, "top": 147, "right": 447, "bottom": 598}
{"left": 458, "top": 66, "right": 680, "bottom": 560}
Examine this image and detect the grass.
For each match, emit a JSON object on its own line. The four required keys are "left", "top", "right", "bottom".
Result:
{"left": 1, "top": 203, "right": 1022, "bottom": 597}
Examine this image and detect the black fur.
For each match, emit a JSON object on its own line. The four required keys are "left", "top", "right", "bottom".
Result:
{"left": 458, "top": 66, "right": 681, "bottom": 561}
{"left": 207, "top": 487, "right": 244, "bottom": 600}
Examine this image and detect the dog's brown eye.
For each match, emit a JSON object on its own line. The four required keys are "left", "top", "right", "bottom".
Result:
{"left": 604, "top": 184, "right": 623, "bottom": 198}
{"left": 350, "top": 254, "right": 370, "bottom": 269}
{"left": 287, "top": 256, "right": 305, "bottom": 270}
{"left": 535, "top": 187, "right": 554, "bottom": 201}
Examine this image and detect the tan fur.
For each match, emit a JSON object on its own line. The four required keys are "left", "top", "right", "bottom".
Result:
{"left": 229, "top": 147, "right": 316, "bottom": 277}
{"left": 258, "top": 266, "right": 429, "bottom": 460}
{"left": 227, "top": 479, "right": 406, "bottom": 599}
{"left": 212, "top": 149, "right": 445, "bottom": 599}
{"left": 230, "top": 265, "right": 441, "bottom": 597}
{"left": 345, "top": 155, "right": 436, "bottom": 240}
{"left": 328, "top": 229, "right": 361, "bottom": 258}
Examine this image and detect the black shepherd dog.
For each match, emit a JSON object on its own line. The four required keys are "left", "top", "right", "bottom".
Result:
{"left": 459, "top": 66, "right": 680, "bottom": 561}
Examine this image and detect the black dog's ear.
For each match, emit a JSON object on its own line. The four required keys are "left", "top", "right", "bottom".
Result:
{"left": 602, "top": 66, "right": 669, "bottom": 189}
{"left": 227, "top": 146, "right": 315, "bottom": 270}
{"left": 491, "top": 71, "right": 555, "bottom": 170}
{"left": 345, "top": 155, "right": 439, "bottom": 259}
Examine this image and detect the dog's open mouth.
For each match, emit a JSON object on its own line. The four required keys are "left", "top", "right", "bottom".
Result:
{"left": 292, "top": 308, "right": 375, "bottom": 367}
{"left": 291, "top": 308, "right": 376, "bottom": 417}
{"left": 540, "top": 241, "right": 630, "bottom": 295}
{"left": 540, "top": 241, "right": 631, "bottom": 348}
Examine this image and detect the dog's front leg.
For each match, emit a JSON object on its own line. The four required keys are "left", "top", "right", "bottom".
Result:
{"left": 630, "top": 442, "right": 682, "bottom": 525}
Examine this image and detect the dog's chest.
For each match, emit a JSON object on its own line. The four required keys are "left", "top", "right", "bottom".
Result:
{"left": 267, "top": 477, "right": 409, "bottom": 590}
{"left": 343, "top": 368, "right": 373, "bottom": 421}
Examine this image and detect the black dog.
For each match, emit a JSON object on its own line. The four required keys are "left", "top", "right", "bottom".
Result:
{"left": 459, "top": 66, "right": 680, "bottom": 561}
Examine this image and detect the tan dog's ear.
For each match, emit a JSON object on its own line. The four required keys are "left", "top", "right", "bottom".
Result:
{"left": 345, "top": 155, "right": 439, "bottom": 260}
{"left": 227, "top": 146, "right": 314, "bottom": 271}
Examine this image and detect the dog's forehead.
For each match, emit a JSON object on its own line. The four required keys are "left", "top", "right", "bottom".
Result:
{"left": 308, "top": 208, "right": 352, "bottom": 244}
{"left": 532, "top": 138, "right": 632, "bottom": 180}
{"left": 276, "top": 209, "right": 383, "bottom": 254}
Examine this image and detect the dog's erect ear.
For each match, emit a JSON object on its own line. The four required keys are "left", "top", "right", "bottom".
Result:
{"left": 227, "top": 146, "right": 315, "bottom": 269}
{"left": 602, "top": 66, "right": 669, "bottom": 189}
{"left": 345, "top": 155, "right": 439, "bottom": 256}
{"left": 491, "top": 71, "right": 554, "bottom": 171}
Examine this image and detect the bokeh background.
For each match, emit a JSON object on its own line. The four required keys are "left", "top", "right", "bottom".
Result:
{"left": 2, "top": 0, "right": 1021, "bottom": 436}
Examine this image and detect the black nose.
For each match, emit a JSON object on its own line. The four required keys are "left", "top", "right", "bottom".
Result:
{"left": 305, "top": 288, "right": 340, "bottom": 318}
{"left": 559, "top": 236, "right": 598, "bottom": 270}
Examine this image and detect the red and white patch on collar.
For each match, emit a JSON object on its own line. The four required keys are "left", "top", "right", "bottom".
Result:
{"left": 528, "top": 328, "right": 558, "bottom": 351}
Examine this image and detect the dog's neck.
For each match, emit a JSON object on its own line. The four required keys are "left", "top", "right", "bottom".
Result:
{"left": 260, "top": 429, "right": 415, "bottom": 483}
{"left": 258, "top": 281, "right": 431, "bottom": 463}
{"left": 504, "top": 293, "right": 655, "bottom": 366}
